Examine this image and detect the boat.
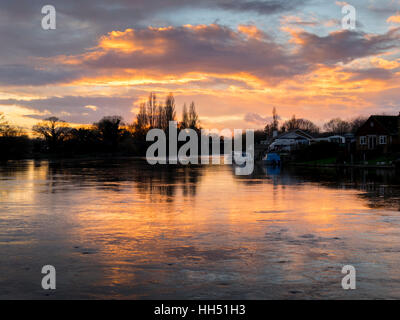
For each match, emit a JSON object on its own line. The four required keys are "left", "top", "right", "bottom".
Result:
{"left": 262, "top": 153, "right": 281, "bottom": 166}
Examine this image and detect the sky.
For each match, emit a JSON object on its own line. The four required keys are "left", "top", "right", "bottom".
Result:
{"left": 0, "top": 0, "right": 400, "bottom": 130}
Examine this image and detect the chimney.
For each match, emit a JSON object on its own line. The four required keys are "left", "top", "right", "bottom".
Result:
{"left": 273, "top": 130, "right": 278, "bottom": 138}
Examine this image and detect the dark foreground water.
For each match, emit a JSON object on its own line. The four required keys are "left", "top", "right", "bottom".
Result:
{"left": 0, "top": 158, "right": 400, "bottom": 299}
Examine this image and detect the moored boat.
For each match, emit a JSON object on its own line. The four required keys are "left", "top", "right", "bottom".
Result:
{"left": 262, "top": 152, "right": 281, "bottom": 166}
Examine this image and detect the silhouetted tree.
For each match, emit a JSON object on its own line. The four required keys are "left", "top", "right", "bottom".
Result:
{"left": 135, "top": 103, "right": 148, "bottom": 133}
{"left": 0, "top": 113, "right": 23, "bottom": 137}
{"left": 350, "top": 116, "right": 368, "bottom": 133}
{"left": 323, "top": 118, "right": 351, "bottom": 135}
{"left": 281, "top": 115, "right": 319, "bottom": 134}
{"left": 164, "top": 93, "right": 176, "bottom": 126}
{"left": 147, "top": 92, "right": 157, "bottom": 129}
{"left": 264, "top": 123, "right": 274, "bottom": 138}
{"left": 67, "top": 127, "right": 100, "bottom": 154}
{"left": 32, "top": 117, "right": 71, "bottom": 151}
{"left": 0, "top": 113, "right": 30, "bottom": 159}
{"left": 272, "top": 107, "right": 279, "bottom": 131}
{"left": 181, "top": 103, "right": 189, "bottom": 129}
{"left": 94, "top": 116, "right": 123, "bottom": 151}
{"left": 0, "top": 113, "right": 7, "bottom": 135}
{"left": 264, "top": 107, "right": 280, "bottom": 138}
{"left": 157, "top": 104, "right": 165, "bottom": 129}
{"left": 188, "top": 102, "right": 199, "bottom": 129}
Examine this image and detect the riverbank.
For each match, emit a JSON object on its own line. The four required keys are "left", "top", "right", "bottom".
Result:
{"left": 288, "top": 162, "right": 396, "bottom": 169}
{"left": 0, "top": 152, "right": 143, "bottom": 162}
{"left": 282, "top": 155, "right": 399, "bottom": 169}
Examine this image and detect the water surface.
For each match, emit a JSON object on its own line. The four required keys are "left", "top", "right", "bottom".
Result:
{"left": 0, "top": 159, "right": 399, "bottom": 299}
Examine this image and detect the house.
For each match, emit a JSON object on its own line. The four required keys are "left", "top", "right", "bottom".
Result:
{"left": 314, "top": 135, "right": 345, "bottom": 144}
{"left": 268, "top": 129, "right": 314, "bottom": 152}
{"left": 355, "top": 114, "right": 400, "bottom": 153}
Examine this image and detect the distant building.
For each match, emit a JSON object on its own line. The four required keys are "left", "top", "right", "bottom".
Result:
{"left": 355, "top": 114, "right": 400, "bottom": 153}
{"left": 268, "top": 129, "right": 314, "bottom": 152}
{"left": 314, "top": 135, "right": 345, "bottom": 144}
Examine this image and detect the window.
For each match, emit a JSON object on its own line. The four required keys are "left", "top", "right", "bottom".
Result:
{"left": 379, "top": 135, "right": 387, "bottom": 145}
{"left": 359, "top": 136, "right": 366, "bottom": 145}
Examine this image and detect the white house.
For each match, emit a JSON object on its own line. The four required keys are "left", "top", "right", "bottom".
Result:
{"left": 314, "top": 135, "right": 345, "bottom": 144}
{"left": 268, "top": 129, "right": 314, "bottom": 152}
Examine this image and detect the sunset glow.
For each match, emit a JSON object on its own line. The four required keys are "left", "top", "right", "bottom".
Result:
{"left": 2, "top": 1, "right": 400, "bottom": 302}
{"left": 0, "top": 1, "right": 399, "bottom": 130}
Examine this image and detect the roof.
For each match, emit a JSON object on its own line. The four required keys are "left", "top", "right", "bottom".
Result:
{"left": 275, "top": 129, "right": 314, "bottom": 140}
{"left": 355, "top": 114, "right": 400, "bottom": 136}
{"left": 371, "top": 115, "right": 399, "bottom": 135}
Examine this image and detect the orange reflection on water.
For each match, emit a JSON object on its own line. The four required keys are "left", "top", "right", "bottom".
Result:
{"left": 1, "top": 160, "right": 400, "bottom": 299}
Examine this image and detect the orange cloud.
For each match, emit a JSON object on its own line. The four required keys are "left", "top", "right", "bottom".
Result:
{"left": 3, "top": 23, "right": 400, "bottom": 130}
{"left": 59, "top": 24, "right": 299, "bottom": 85}
{"left": 98, "top": 28, "right": 167, "bottom": 55}
{"left": 387, "top": 14, "right": 400, "bottom": 24}
{"left": 237, "top": 25, "right": 264, "bottom": 39}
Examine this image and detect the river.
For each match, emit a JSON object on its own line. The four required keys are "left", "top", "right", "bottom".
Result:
{"left": 0, "top": 158, "right": 399, "bottom": 299}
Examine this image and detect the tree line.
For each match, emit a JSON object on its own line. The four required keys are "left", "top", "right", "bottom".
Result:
{"left": 0, "top": 96, "right": 371, "bottom": 160}
{"left": 0, "top": 93, "right": 200, "bottom": 160}
{"left": 263, "top": 107, "right": 368, "bottom": 138}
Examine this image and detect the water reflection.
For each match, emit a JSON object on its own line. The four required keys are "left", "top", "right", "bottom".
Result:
{"left": 234, "top": 164, "right": 400, "bottom": 212}
{"left": 0, "top": 159, "right": 400, "bottom": 299}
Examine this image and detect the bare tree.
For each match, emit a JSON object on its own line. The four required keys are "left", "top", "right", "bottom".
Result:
{"left": 188, "top": 102, "right": 199, "bottom": 129}
{"left": 157, "top": 104, "right": 165, "bottom": 129}
{"left": 0, "top": 113, "right": 23, "bottom": 137}
{"left": 134, "top": 103, "right": 148, "bottom": 132}
{"left": 349, "top": 116, "right": 368, "bottom": 133}
{"left": 264, "top": 123, "right": 274, "bottom": 137}
{"left": 181, "top": 103, "right": 189, "bottom": 129}
{"left": 32, "top": 117, "right": 71, "bottom": 150}
{"left": 272, "top": 107, "right": 279, "bottom": 131}
{"left": 281, "top": 115, "right": 319, "bottom": 134}
{"left": 164, "top": 93, "right": 176, "bottom": 127}
{"left": 323, "top": 118, "right": 351, "bottom": 135}
{"left": 0, "top": 113, "right": 6, "bottom": 130}
{"left": 264, "top": 107, "right": 279, "bottom": 138}
{"left": 147, "top": 92, "right": 157, "bottom": 128}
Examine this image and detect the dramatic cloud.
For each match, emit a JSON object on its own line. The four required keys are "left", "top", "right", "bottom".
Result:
{"left": 54, "top": 25, "right": 400, "bottom": 89}
{"left": 343, "top": 67, "right": 396, "bottom": 81}
{"left": 0, "top": 65, "right": 81, "bottom": 86}
{"left": 69, "top": 24, "right": 302, "bottom": 83}
{"left": 293, "top": 28, "right": 400, "bottom": 65}
{"left": 218, "top": 0, "right": 306, "bottom": 15}
{"left": 1, "top": 1, "right": 400, "bottom": 130}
